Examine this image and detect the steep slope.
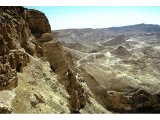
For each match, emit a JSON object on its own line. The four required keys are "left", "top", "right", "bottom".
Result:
{"left": 12, "top": 56, "right": 70, "bottom": 113}
{"left": 0, "top": 6, "right": 109, "bottom": 114}
{"left": 54, "top": 24, "right": 160, "bottom": 113}
{"left": 82, "top": 45, "right": 160, "bottom": 113}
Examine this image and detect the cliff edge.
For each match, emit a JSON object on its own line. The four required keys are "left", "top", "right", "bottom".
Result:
{"left": 0, "top": 6, "right": 109, "bottom": 113}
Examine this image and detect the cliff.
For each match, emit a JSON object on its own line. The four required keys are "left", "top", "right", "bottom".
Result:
{"left": 0, "top": 6, "right": 108, "bottom": 113}
{"left": 0, "top": 7, "right": 32, "bottom": 91}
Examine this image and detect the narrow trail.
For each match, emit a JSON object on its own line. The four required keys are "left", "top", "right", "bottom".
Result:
{"left": 96, "top": 42, "right": 102, "bottom": 46}
{"left": 76, "top": 54, "right": 90, "bottom": 67}
{"left": 76, "top": 53, "right": 99, "bottom": 68}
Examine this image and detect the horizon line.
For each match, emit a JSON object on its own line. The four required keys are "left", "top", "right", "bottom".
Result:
{"left": 52, "top": 23, "right": 160, "bottom": 30}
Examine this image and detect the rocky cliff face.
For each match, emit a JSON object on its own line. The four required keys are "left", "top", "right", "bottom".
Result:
{"left": 25, "top": 9, "right": 51, "bottom": 38}
{"left": 0, "top": 7, "right": 32, "bottom": 91}
{"left": 25, "top": 7, "right": 87, "bottom": 113}
{"left": 0, "top": 6, "right": 35, "bottom": 113}
{"left": 42, "top": 33, "right": 87, "bottom": 113}
{"left": 0, "top": 6, "right": 106, "bottom": 114}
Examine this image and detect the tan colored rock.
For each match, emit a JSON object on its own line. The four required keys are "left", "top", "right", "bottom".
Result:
{"left": 39, "top": 33, "right": 53, "bottom": 42}
{"left": 42, "top": 40, "right": 87, "bottom": 112}
{"left": 64, "top": 51, "right": 74, "bottom": 68}
{"left": 0, "top": 35, "right": 10, "bottom": 56}
{"left": 0, "top": 6, "right": 89, "bottom": 114}
{"left": 42, "top": 41, "right": 68, "bottom": 74}
{"left": 25, "top": 9, "right": 51, "bottom": 38}
{"left": 0, "top": 90, "right": 16, "bottom": 113}
{"left": 35, "top": 43, "right": 45, "bottom": 57}
{"left": 0, "top": 7, "right": 32, "bottom": 91}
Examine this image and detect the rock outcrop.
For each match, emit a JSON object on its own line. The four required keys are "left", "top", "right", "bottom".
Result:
{"left": 0, "top": 6, "right": 114, "bottom": 114}
{"left": 42, "top": 40, "right": 87, "bottom": 113}
{"left": 39, "top": 33, "right": 53, "bottom": 42}
{"left": 25, "top": 11, "right": 88, "bottom": 112}
{"left": 0, "top": 7, "right": 32, "bottom": 91}
{"left": 25, "top": 9, "right": 51, "bottom": 38}
{"left": 0, "top": 7, "right": 36, "bottom": 113}
{"left": 28, "top": 7, "right": 88, "bottom": 113}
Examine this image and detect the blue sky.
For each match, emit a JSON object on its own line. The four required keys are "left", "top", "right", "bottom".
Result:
{"left": 26, "top": 6, "right": 160, "bottom": 30}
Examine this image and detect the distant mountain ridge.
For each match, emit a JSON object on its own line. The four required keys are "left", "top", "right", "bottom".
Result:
{"left": 101, "top": 23, "right": 160, "bottom": 33}
{"left": 54, "top": 23, "right": 160, "bottom": 33}
{"left": 53, "top": 23, "right": 160, "bottom": 43}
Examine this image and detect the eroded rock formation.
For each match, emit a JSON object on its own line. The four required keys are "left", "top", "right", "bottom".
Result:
{"left": 42, "top": 39, "right": 87, "bottom": 113}
{"left": 0, "top": 7, "right": 31, "bottom": 91}
{"left": 0, "top": 6, "right": 88, "bottom": 113}
{"left": 25, "top": 9, "right": 51, "bottom": 38}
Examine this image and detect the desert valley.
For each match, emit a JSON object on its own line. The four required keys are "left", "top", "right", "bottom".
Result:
{"left": 0, "top": 6, "right": 160, "bottom": 113}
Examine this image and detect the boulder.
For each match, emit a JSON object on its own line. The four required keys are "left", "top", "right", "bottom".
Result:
{"left": 39, "top": 33, "right": 53, "bottom": 42}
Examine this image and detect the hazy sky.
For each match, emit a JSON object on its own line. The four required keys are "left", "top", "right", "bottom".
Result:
{"left": 26, "top": 6, "right": 160, "bottom": 30}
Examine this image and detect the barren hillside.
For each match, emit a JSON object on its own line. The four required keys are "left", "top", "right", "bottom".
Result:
{"left": 54, "top": 24, "right": 160, "bottom": 113}
{"left": 0, "top": 6, "right": 110, "bottom": 114}
{"left": 1, "top": 6, "right": 160, "bottom": 114}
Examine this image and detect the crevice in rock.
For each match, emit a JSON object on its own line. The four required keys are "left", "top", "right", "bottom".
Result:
{"left": 16, "top": 63, "right": 22, "bottom": 72}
